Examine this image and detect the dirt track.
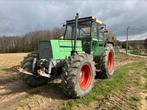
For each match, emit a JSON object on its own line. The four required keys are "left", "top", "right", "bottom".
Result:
{"left": 0, "top": 53, "right": 146, "bottom": 110}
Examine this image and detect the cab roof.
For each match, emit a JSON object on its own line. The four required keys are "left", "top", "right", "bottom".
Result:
{"left": 66, "top": 16, "right": 103, "bottom": 25}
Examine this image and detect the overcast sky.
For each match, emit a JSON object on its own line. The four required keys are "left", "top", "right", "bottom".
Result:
{"left": 0, "top": 0, "right": 147, "bottom": 40}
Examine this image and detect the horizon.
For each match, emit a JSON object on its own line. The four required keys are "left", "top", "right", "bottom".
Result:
{"left": 0, "top": 28, "right": 146, "bottom": 41}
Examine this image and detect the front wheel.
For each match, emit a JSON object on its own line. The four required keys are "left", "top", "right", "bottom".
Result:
{"left": 20, "top": 52, "right": 48, "bottom": 87}
{"left": 61, "top": 53, "right": 95, "bottom": 98}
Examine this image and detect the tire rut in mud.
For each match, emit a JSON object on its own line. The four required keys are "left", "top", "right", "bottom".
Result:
{"left": 0, "top": 79, "right": 67, "bottom": 110}
{"left": 0, "top": 73, "right": 19, "bottom": 85}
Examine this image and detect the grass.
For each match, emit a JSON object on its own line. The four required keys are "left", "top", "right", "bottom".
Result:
{"left": 143, "top": 66, "right": 147, "bottom": 79}
{"left": 130, "top": 50, "right": 147, "bottom": 56}
{"left": 64, "top": 61, "right": 145, "bottom": 110}
{"left": 143, "top": 65, "right": 147, "bottom": 90}
{"left": 115, "top": 51, "right": 128, "bottom": 58}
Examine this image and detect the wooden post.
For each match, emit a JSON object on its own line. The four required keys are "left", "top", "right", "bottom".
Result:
{"left": 126, "top": 26, "right": 130, "bottom": 54}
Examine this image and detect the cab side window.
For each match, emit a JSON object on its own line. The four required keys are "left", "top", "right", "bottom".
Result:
{"left": 98, "top": 26, "right": 104, "bottom": 41}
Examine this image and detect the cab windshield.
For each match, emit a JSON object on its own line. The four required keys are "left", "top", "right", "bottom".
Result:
{"left": 64, "top": 22, "right": 91, "bottom": 39}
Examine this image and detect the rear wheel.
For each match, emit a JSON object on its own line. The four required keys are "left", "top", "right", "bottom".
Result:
{"left": 20, "top": 52, "right": 48, "bottom": 87}
{"left": 97, "top": 44, "right": 115, "bottom": 78}
{"left": 61, "top": 53, "right": 95, "bottom": 98}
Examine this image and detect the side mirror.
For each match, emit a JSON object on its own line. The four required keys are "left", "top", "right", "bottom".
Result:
{"left": 63, "top": 24, "right": 66, "bottom": 27}
{"left": 100, "top": 26, "right": 104, "bottom": 30}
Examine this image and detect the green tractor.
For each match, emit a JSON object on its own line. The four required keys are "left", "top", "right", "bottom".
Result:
{"left": 18, "top": 13, "right": 115, "bottom": 98}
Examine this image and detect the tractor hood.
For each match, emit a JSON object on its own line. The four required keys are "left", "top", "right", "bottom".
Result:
{"left": 38, "top": 40, "right": 82, "bottom": 60}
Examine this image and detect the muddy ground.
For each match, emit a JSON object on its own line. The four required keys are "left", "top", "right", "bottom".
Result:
{"left": 0, "top": 53, "right": 146, "bottom": 110}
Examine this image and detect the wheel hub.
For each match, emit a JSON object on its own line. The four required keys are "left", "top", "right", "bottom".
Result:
{"left": 108, "top": 52, "right": 113, "bottom": 73}
{"left": 80, "top": 64, "right": 91, "bottom": 90}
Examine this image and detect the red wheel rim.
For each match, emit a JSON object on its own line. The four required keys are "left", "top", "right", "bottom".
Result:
{"left": 80, "top": 64, "right": 91, "bottom": 90}
{"left": 108, "top": 52, "right": 113, "bottom": 73}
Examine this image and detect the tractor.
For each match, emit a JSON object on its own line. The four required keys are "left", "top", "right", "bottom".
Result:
{"left": 18, "top": 13, "right": 115, "bottom": 98}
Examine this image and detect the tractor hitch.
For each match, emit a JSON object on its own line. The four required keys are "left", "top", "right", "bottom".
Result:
{"left": 17, "top": 58, "right": 59, "bottom": 78}
{"left": 17, "top": 67, "right": 50, "bottom": 78}
{"left": 17, "top": 67, "right": 35, "bottom": 76}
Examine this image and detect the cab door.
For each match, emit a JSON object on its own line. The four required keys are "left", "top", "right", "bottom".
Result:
{"left": 98, "top": 26, "right": 105, "bottom": 55}
{"left": 91, "top": 22, "right": 104, "bottom": 57}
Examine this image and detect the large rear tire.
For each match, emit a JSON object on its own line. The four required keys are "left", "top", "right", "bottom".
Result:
{"left": 97, "top": 44, "right": 115, "bottom": 78}
{"left": 61, "top": 53, "right": 95, "bottom": 98}
{"left": 20, "top": 52, "right": 48, "bottom": 87}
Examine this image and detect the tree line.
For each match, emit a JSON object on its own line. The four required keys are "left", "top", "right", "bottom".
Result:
{"left": 0, "top": 28, "right": 146, "bottom": 53}
{"left": 0, "top": 28, "right": 63, "bottom": 53}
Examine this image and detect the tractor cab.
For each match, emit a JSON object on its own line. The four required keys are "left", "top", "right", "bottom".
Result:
{"left": 64, "top": 16, "right": 107, "bottom": 55}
